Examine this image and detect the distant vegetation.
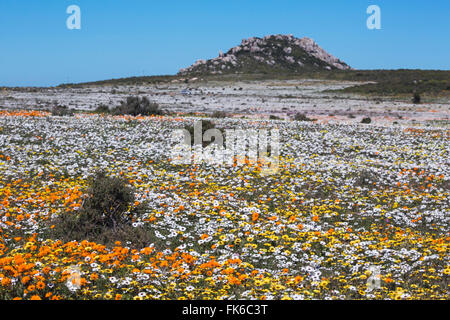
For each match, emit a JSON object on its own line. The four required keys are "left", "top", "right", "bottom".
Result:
{"left": 184, "top": 120, "right": 218, "bottom": 147}
{"left": 211, "top": 111, "right": 228, "bottom": 119}
{"left": 361, "top": 117, "right": 372, "bottom": 124}
{"left": 325, "top": 69, "right": 450, "bottom": 99}
{"left": 51, "top": 105, "right": 74, "bottom": 116}
{"left": 413, "top": 92, "right": 421, "bottom": 104}
{"left": 112, "top": 96, "right": 162, "bottom": 116}
{"left": 293, "top": 113, "right": 315, "bottom": 122}
{"left": 54, "top": 69, "right": 450, "bottom": 102}
{"left": 93, "top": 96, "right": 163, "bottom": 116}
{"left": 57, "top": 75, "right": 177, "bottom": 88}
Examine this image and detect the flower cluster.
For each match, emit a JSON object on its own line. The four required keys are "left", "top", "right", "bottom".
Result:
{"left": 0, "top": 111, "right": 448, "bottom": 300}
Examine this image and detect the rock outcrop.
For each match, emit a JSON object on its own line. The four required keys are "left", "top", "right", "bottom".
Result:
{"left": 178, "top": 34, "right": 351, "bottom": 75}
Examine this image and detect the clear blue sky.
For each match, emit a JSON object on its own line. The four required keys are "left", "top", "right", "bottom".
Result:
{"left": 0, "top": 0, "right": 449, "bottom": 87}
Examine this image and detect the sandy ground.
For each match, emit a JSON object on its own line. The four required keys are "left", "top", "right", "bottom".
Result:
{"left": 1, "top": 79, "right": 449, "bottom": 126}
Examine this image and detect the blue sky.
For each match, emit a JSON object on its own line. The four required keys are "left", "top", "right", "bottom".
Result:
{"left": 0, "top": 0, "right": 449, "bottom": 87}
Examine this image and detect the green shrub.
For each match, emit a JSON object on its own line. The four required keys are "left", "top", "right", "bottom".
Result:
{"left": 49, "top": 171, "right": 151, "bottom": 246}
{"left": 354, "top": 170, "right": 378, "bottom": 187}
{"left": 413, "top": 92, "right": 421, "bottom": 104}
{"left": 185, "top": 120, "right": 218, "bottom": 147}
{"left": 94, "top": 104, "right": 110, "bottom": 114}
{"left": 212, "top": 110, "right": 228, "bottom": 118}
{"left": 361, "top": 117, "right": 372, "bottom": 124}
{"left": 51, "top": 105, "right": 74, "bottom": 116}
{"left": 83, "top": 171, "right": 134, "bottom": 225}
{"left": 293, "top": 113, "right": 315, "bottom": 122}
{"left": 112, "top": 96, "right": 162, "bottom": 116}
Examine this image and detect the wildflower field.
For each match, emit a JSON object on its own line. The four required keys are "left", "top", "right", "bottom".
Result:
{"left": 0, "top": 110, "right": 448, "bottom": 300}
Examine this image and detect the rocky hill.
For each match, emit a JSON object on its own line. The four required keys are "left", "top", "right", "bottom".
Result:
{"left": 178, "top": 34, "right": 351, "bottom": 76}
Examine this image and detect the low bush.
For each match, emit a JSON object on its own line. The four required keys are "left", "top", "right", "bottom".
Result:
{"left": 94, "top": 104, "right": 110, "bottom": 114}
{"left": 212, "top": 111, "right": 228, "bottom": 118}
{"left": 49, "top": 171, "right": 151, "bottom": 247}
{"left": 112, "top": 96, "right": 162, "bottom": 116}
{"left": 51, "top": 105, "right": 74, "bottom": 116}
{"left": 361, "top": 117, "right": 372, "bottom": 124}
{"left": 354, "top": 169, "right": 378, "bottom": 188}
{"left": 184, "top": 120, "right": 219, "bottom": 147}
{"left": 413, "top": 92, "right": 421, "bottom": 104}
{"left": 293, "top": 113, "right": 315, "bottom": 122}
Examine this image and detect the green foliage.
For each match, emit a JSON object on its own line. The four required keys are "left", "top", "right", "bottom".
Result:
{"left": 361, "top": 117, "right": 372, "bottom": 124}
{"left": 94, "top": 104, "right": 110, "bottom": 114}
{"left": 211, "top": 110, "right": 228, "bottom": 118}
{"left": 184, "top": 120, "right": 219, "bottom": 147}
{"left": 83, "top": 171, "right": 135, "bottom": 226}
{"left": 112, "top": 96, "right": 162, "bottom": 116}
{"left": 51, "top": 105, "right": 74, "bottom": 116}
{"left": 332, "top": 70, "right": 450, "bottom": 98}
{"left": 413, "top": 92, "right": 421, "bottom": 104}
{"left": 293, "top": 113, "right": 315, "bottom": 122}
{"left": 49, "top": 171, "right": 152, "bottom": 247}
{"left": 57, "top": 75, "right": 177, "bottom": 87}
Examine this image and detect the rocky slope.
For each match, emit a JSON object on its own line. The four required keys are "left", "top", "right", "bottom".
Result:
{"left": 178, "top": 34, "right": 351, "bottom": 76}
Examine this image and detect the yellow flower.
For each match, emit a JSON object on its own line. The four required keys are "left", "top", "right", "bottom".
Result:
{"left": 104, "top": 293, "right": 113, "bottom": 299}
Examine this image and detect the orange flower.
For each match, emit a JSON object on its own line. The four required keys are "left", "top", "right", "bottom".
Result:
{"left": 227, "top": 275, "right": 241, "bottom": 285}
{"left": 252, "top": 212, "right": 259, "bottom": 222}
{"left": 21, "top": 276, "right": 31, "bottom": 285}
{"left": 30, "top": 295, "right": 41, "bottom": 300}
{"left": 90, "top": 273, "right": 99, "bottom": 281}
{"left": 312, "top": 215, "right": 319, "bottom": 222}
{"left": 1, "top": 277, "right": 11, "bottom": 287}
{"left": 36, "top": 281, "right": 45, "bottom": 290}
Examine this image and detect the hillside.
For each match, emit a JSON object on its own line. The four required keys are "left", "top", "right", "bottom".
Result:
{"left": 178, "top": 34, "right": 351, "bottom": 76}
